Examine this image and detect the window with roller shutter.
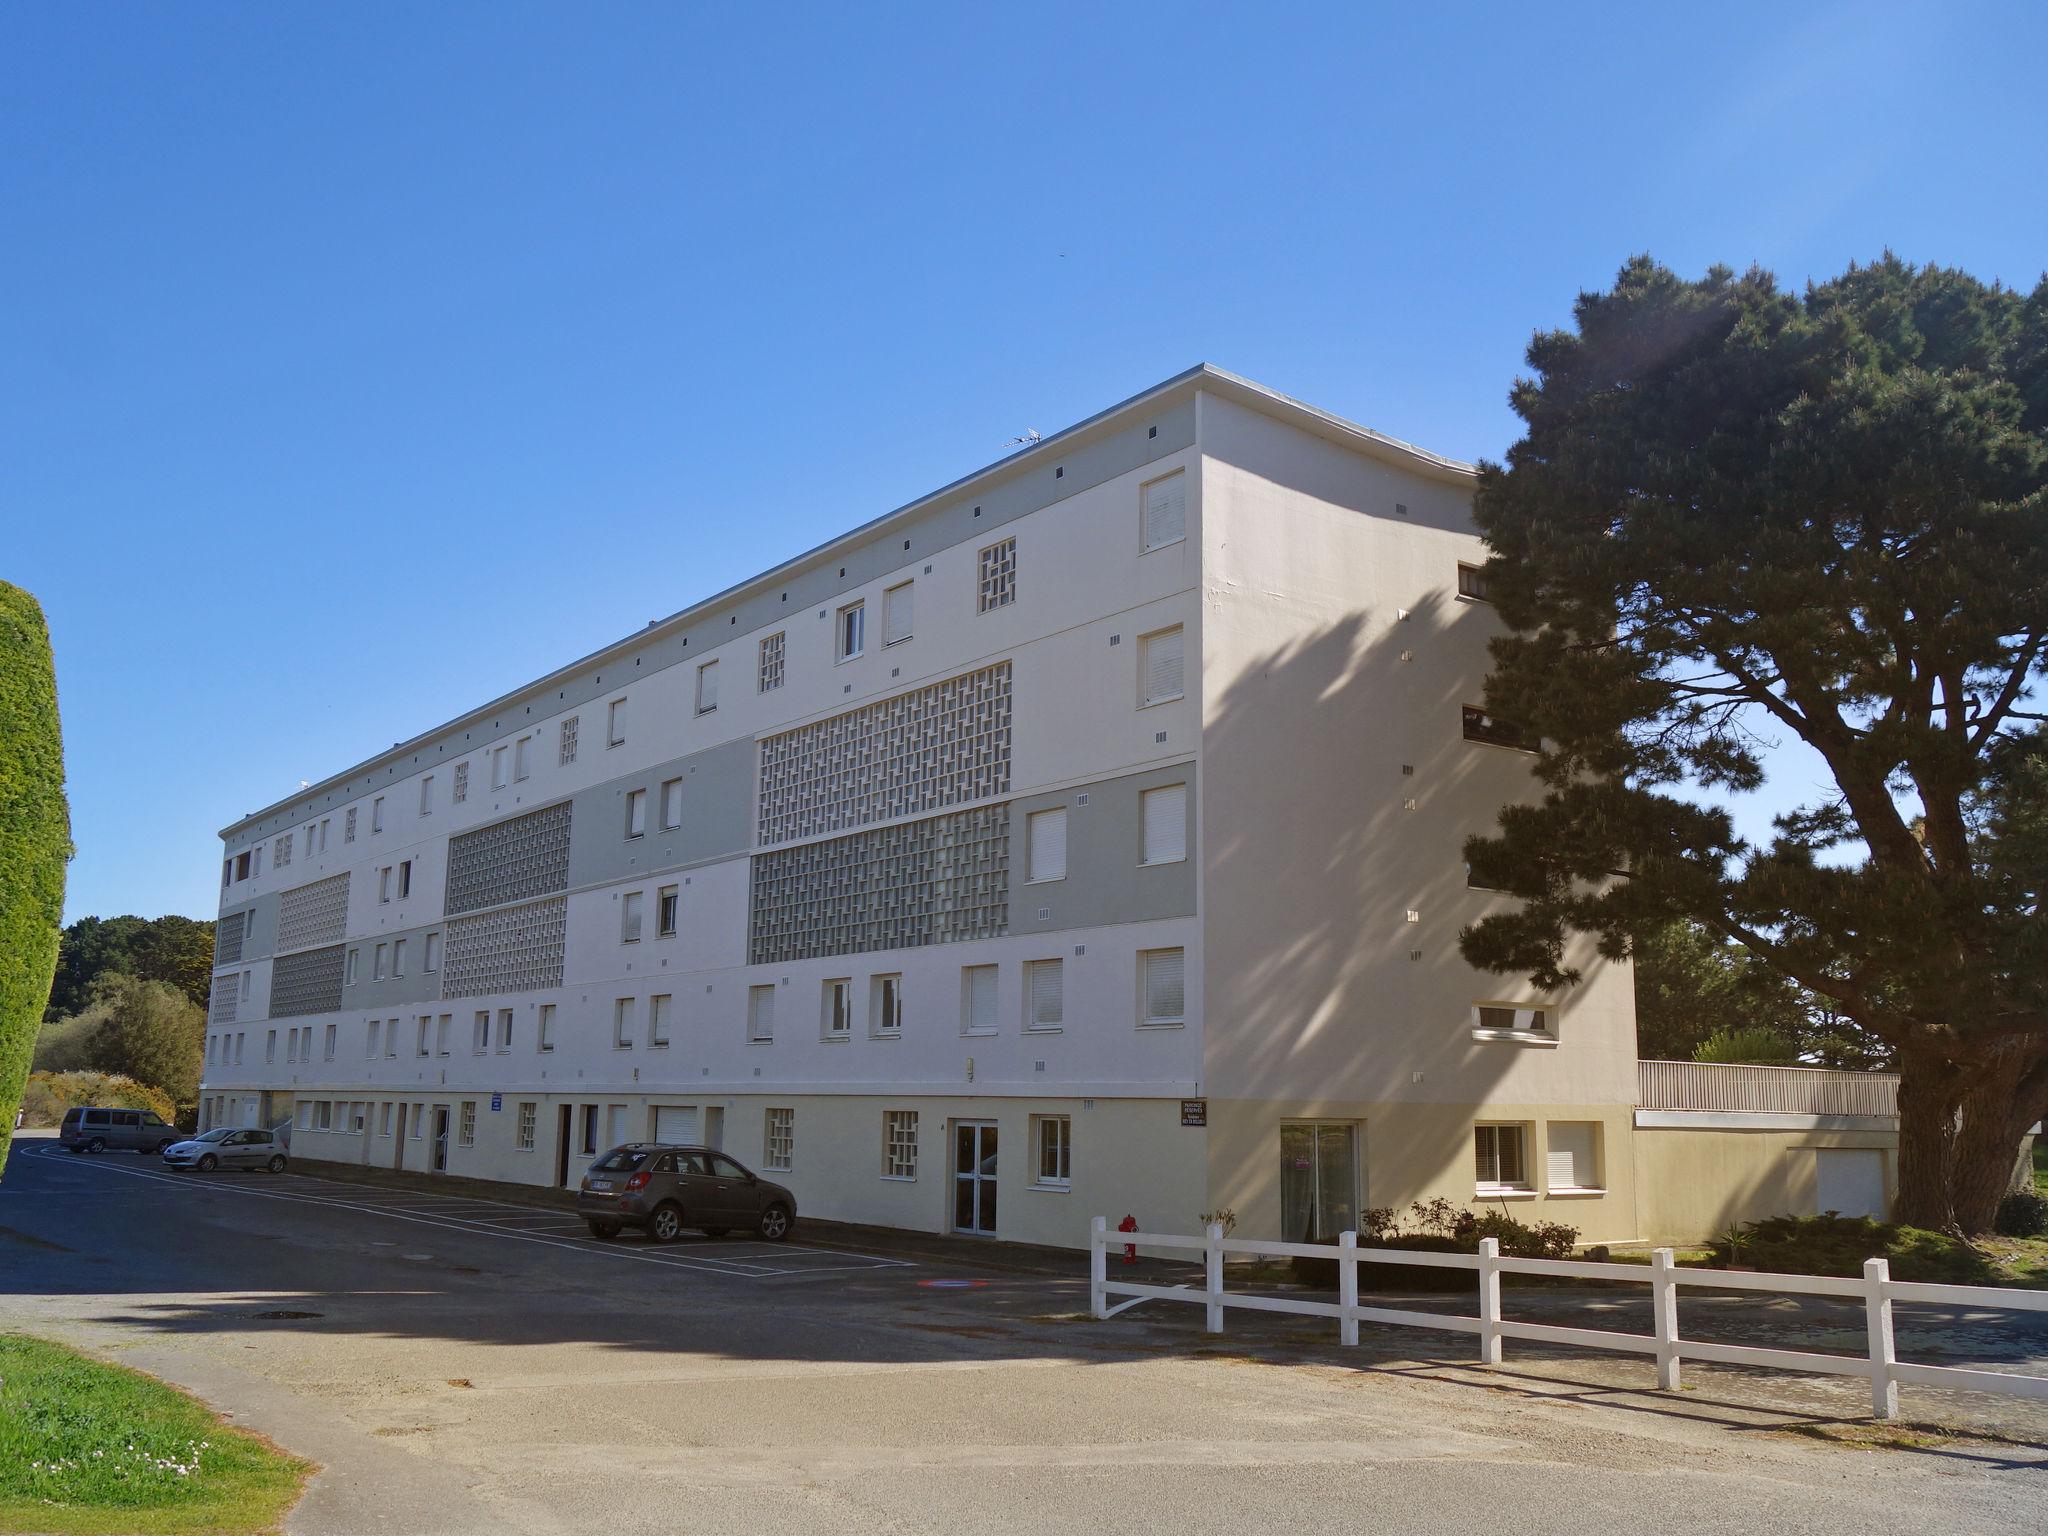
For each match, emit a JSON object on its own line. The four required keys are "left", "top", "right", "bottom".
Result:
{"left": 961, "top": 964, "right": 997, "bottom": 1035}
{"left": 883, "top": 581, "right": 914, "bottom": 646}
{"left": 1141, "top": 470, "right": 1186, "bottom": 551}
{"left": 1139, "top": 947, "right": 1185, "bottom": 1027}
{"left": 1026, "top": 959, "right": 1063, "bottom": 1030}
{"left": 1545, "top": 1122, "right": 1601, "bottom": 1191}
{"left": 1027, "top": 807, "right": 1067, "bottom": 881}
{"left": 1141, "top": 783, "right": 1187, "bottom": 864}
{"left": 1139, "top": 626, "right": 1184, "bottom": 706}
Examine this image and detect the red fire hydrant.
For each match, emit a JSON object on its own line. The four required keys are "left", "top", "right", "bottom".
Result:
{"left": 1118, "top": 1213, "right": 1139, "bottom": 1265}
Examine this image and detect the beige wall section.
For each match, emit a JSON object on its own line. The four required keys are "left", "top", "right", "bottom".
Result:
{"left": 1194, "top": 392, "right": 1641, "bottom": 1229}
{"left": 281, "top": 1090, "right": 1201, "bottom": 1249}
{"left": 1206, "top": 1098, "right": 1640, "bottom": 1245}
{"left": 1633, "top": 1125, "right": 1897, "bottom": 1245}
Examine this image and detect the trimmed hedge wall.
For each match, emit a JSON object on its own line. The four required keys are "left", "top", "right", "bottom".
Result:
{"left": 0, "top": 581, "right": 70, "bottom": 1176}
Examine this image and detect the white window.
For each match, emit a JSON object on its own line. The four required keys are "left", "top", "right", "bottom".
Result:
{"left": 961, "top": 964, "right": 997, "bottom": 1036}
{"left": 1139, "top": 625, "right": 1185, "bottom": 706}
{"left": 621, "top": 890, "right": 644, "bottom": 943}
{"left": 473, "top": 1010, "right": 491, "bottom": 1054}
{"left": 373, "top": 943, "right": 388, "bottom": 980}
{"left": 1141, "top": 783, "right": 1188, "bottom": 865}
{"left": 1457, "top": 562, "right": 1491, "bottom": 601}
{"left": 316, "top": 1100, "right": 332, "bottom": 1131}
{"left": 657, "top": 885, "right": 679, "bottom": 938}
{"left": 424, "top": 931, "right": 440, "bottom": 973}
{"left": 747, "top": 983, "right": 775, "bottom": 1042}
{"left": 265, "top": 1029, "right": 276, "bottom": 1064}
{"left": 323, "top": 1023, "right": 336, "bottom": 1060}
{"left": 1476, "top": 1124, "right": 1530, "bottom": 1190}
{"left": 411, "top": 1102, "right": 424, "bottom": 1139}
{"left": 608, "top": 697, "right": 627, "bottom": 747}
{"left": 1027, "top": 807, "right": 1067, "bottom": 882}
{"left": 517, "top": 1102, "right": 537, "bottom": 1152}
{"left": 978, "top": 536, "right": 1017, "bottom": 612}
{"left": 823, "top": 979, "right": 853, "bottom": 1038}
{"left": 1546, "top": 1122, "right": 1601, "bottom": 1191}
{"left": 391, "top": 938, "right": 406, "bottom": 977}
{"left": 377, "top": 867, "right": 392, "bottom": 904}
{"left": 344, "top": 807, "right": 357, "bottom": 842}
{"left": 882, "top": 580, "right": 913, "bottom": 645}
{"left": 1139, "top": 947, "right": 1186, "bottom": 1027}
{"left": 419, "top": 775, "right": 434, "bottom": 815}
{"left": 379, "top": 1102, "right": 393, "bottom": 1137}
{"left": 883, "top": 1110, "right": 918, "bottom": 1179}
{"left": 459, "top": 1101, "right": 477, "bottom": 1149}
{"left": 435, "top": 1013, "right": 451, "bottom": 1055}
{"left": 625, "top": 788, "right": 646, "bottom": 838}
{"left": 513, "top": 734, "right": 532, "bottom": 781}
{"left": 660, "top": 777, "right": 682, "bottom": 830}
{"left": 490, "top": 744, "right": 508, "bottom": 789}
{"left": 613, "top": 997, "right": 635, "bottom": 1049}
{"left": 764, "top": 1107, "right": 794, "bottom": 1171}
{"left": 240, "top": 970, "right": 250, "bottom": 1001}
{"left": 870, "top": 974, "right": 903, "bottom": 1037}
{"left": 345, "top": 948, "right": 359, "bottom": 985}
{"left": 1026, "top": 959, "right": 1064, "bottom": 1030}
{"left": 372, "top": 795, "right": 385, "bottom": 833}
{"left": 1472, "top": 1003, "right": 1551, "bottom": 1036}
{"left": 1141, "top": 469, "right": 1186, "bottom": 551}
{"left": 416, "top": 1016, "right": 430, "bottom": 1056}
{"left": 366, "top": 1018, "right": 381, "bottom": 1057}
{"left": 836, "top": 600, "right": 865, "bottom": 661}
{"left": 400, "top": 859, "right": 414, "bottom": 898}
{"left": 560, "top": 715, "right": 579, "bottom": 764}
{"left": 649, "top": 993, "right": 672, "bottom": 1048}
{"left": 758, "top": 631, "right": 785, "bottom": 692}
{"left": 496, "top": 1008, "right": 513, "bottom": 1053}
{"left": 695, "top": 659, "right": 719, "bottom": 713}
{"left": 1034, "top": 1115, "right": 1072, "bottom": 1187}
{"left": 537, "top": 1003, "right": 555, "bottom": 1053}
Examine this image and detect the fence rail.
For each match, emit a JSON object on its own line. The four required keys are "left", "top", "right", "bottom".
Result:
{"left": 1637, "top": 1059, "right": 1898, "bottom": 1116}
{"left": 1088, "top": 1218, "right": 2048, "bottom": 1420}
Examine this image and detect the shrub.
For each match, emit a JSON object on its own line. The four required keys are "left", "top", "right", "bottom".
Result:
{"left": 1993, "top": 1190, "right": 2048, "bottom": 1239}
{"left": 1707, "top": 1213, "right": 1995, "bottom": 1284}
{"left": 16, "top": 1070, "right": 178, "bottom": 1129}
{"left": 1289, "top": 1199, "right": 1581, "bottom": 1289}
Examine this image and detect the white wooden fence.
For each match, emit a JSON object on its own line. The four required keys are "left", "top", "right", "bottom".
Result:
{"left": 1088, "top": 1218, "right": 2048, "bottom": 1420}
{"left": 1637, "top": 1059, "right": 1898, "bottom": 1116}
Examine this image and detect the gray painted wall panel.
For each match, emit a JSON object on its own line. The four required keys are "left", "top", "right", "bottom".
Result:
{"left": 340, "top": 922, "right": 449, "bottom": 1011}
{"left": 1008, "top": 762, "right": 1196, "bottom": 936}
{"left": 567, "top": 736, "right": 755, "bottom": 893}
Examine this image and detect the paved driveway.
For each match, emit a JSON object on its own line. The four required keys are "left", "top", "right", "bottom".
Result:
{"left": 2, "top": 1132, "right": 2044, "bottom": 1535}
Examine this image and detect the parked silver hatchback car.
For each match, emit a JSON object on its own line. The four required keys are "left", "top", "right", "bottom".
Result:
{"left": 161, "top": 1127, "right": 289, "bottom": 1173}
{"left": 575, "top": 1144, "right": 795, "bottom": 1242}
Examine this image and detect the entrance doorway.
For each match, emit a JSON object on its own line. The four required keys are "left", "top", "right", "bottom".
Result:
{"left": 1280, "top": 1122, "right": 1360, "bottom": 1242}
{"left": 556, "top": 1105, "right": 574, "bottom": 1188}
{"left": 393, "top": 1103, "right": 408, "bottom": 1170}
{"left": 431, "top": 1106, "right": 450, "bottom": 1173}
{"left": 953, "top": 1121, "right": 998, "bottom": 1235}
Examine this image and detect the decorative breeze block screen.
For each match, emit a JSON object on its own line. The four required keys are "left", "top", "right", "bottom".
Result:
{"left": 756, "top": 662, "right": 1011, "bottom": 846}
{"left": 276, "top": 873, "right": 350, "bottom": 953}
{"left": 214, "top": 910, "right": 246, "bottom": 967}
{"left": 978, "top": 538, "right": 1016, "bottom": 612}
{"left": 749, "top": 804, "right": 1009, "bottom": 965}
{"left": 270, "top": 945, "right": 346, "bottom": 1018}
{"left": 444, "top": 801, "right": 573, "bottom": 916}
{"left": 442, "top": 896, "right": 568, "bottom": 997}
{"left": 208, "top": 971, "right": 239, "bottom": 1025}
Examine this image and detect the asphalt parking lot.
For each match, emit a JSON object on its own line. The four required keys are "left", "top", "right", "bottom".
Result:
{"left": 4, "top": 1131, "right": 2045, "bottom": 1535}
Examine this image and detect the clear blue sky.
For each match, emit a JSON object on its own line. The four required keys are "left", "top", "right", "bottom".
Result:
{"left": 5, "top": 1, "right": 2044, "bottom": 925}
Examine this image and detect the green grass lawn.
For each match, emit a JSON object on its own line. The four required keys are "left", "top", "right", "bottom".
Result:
{"left": 0, "top": 1334, "right": 310, "bottom": 1536}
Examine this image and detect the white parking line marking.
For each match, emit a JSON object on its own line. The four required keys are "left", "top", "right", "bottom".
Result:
{"left": 27, "top": 1145, "right": 913, "bottom": 1277}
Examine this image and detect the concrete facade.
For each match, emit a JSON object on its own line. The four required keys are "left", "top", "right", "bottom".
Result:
{"left": 201, "top": 366, "right": 1648, "bottom": 1248}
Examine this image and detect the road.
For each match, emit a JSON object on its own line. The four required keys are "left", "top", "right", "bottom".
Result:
{"left": 2, "top": 1133, "right": 2043, "bottom": 1535}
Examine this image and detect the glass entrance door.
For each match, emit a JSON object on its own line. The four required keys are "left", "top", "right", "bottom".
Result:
{"left": 953, "top": 1121, "right": 998, "bottom": 1235}
{"left": 431, "top": 1106, "right": 450, "bottom": 1173}
{"left": 1279, "top": 1123, "right": 1360, "bottom": 1242}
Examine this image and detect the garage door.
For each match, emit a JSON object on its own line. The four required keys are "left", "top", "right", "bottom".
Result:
{"left": 1815, "top": 1149, "right": 1886, "bottom": 1219}
{"left": 652, "top": 1106, "right": 699, "bottom": 1144}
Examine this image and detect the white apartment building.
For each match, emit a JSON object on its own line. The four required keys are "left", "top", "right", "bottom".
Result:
{"left": 200, "top": 366, "right": 1648, "bottom": 1249}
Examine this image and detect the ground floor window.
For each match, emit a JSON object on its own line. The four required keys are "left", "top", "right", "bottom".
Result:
{"left": 764, "top": 1108, "right": 794, "bottom": 1171}
{"left": 883, "top": 1110, "right": 918, "bottom": 1179}
{"left": 1475, "top": 1123, "right": 1529, "bottom": 1190}
{"left": 1280, "top": 1122, "right": 1359, "bottom": 1242}
{"left": 1033, "top": 1115, "right": 1071, "bottom": 1187}
{"left": 459, "top": 1101, "right": 477, "bottom": 1148}
{"left": 580, "top": 1104, "right": 599, "bottom": 1156}
{"left": 516, "top": 1102, "right": 537, "bottom": 1151}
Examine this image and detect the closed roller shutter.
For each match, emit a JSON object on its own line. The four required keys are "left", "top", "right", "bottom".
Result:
{"left": 1142, "top": 472, "right": 1186, "bottom": 550}
{"left": 652, "top": 1106, "right": 699, "bottom": 1145}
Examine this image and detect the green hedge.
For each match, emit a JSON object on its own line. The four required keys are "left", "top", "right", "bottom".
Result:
{"left": 0, "top": 582, "right": 70, "bottom": 1176}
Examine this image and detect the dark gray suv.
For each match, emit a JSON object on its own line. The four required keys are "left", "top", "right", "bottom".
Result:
{"left": 576, "top": 1144, "right": 795, "bottom": 1243}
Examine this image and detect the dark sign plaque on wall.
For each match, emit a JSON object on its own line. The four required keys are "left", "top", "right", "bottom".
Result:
{"left": 1180, "top": 1099, "right": 1207, "bottom": 1128}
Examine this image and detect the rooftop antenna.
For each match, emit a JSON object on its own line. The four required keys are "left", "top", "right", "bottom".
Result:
{"left": 1005, "top": 429, "right": 1041, "bottom": 451}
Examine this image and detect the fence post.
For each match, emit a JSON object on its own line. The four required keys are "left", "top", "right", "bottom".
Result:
{"left": 1090, "top": 1216, "right": 1107, "bottom": 1320}
{"left": 1862, "top": 1257, "right": 1899, "bottom": 1420}
{"left": 1338, "top": 1231, "right": 1359, "bottom": 1347}
{"left": 1477, "top": 1237, "right": 1502, "bottom": 1365}
{"left": 1650, "top": 1246, "right": 1680, "bottom": 1391}
{"left": 1205, "top": 1222, "right": 1225, "bottom": 1334}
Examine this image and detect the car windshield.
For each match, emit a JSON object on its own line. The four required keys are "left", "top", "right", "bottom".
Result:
{"left": 195, "top": 1128, "right": 236, "bottom": 1142}
{"left": 591, "top": 1148, "right": 648, "bottom": 1173}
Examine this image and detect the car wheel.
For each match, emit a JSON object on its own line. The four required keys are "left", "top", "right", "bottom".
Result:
{"left": 153, "top": 1139, "right": 174, "bottom": 1155}
{"left": 700, "top": 1227, "right": 729, "bottom": 1238}
{"left": 197, "top": 1153, "right": 218, "bottom": 1172}
{"left": 267, "top": 1155, "right": 288, "bottom": 1174}
{"left": 586, "top": 1220, "right": 620, "bottom": 1240}
{"left": 647, "top": 1203, "right": 685, "bottom": 1243}
{"left": 86, "top": 1137, "right": 106, "bottom": 1154}
{"left": 758, "top": 1202, "right": 793, "bottom": 1242}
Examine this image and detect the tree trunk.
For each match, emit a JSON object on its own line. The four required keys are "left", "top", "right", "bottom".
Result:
{"left": 1892, "top": 1051, "right": 1961, "bottom": 1230}
{"left": 1894, "top": 1039, "right": 2048, "bottom": 1235}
